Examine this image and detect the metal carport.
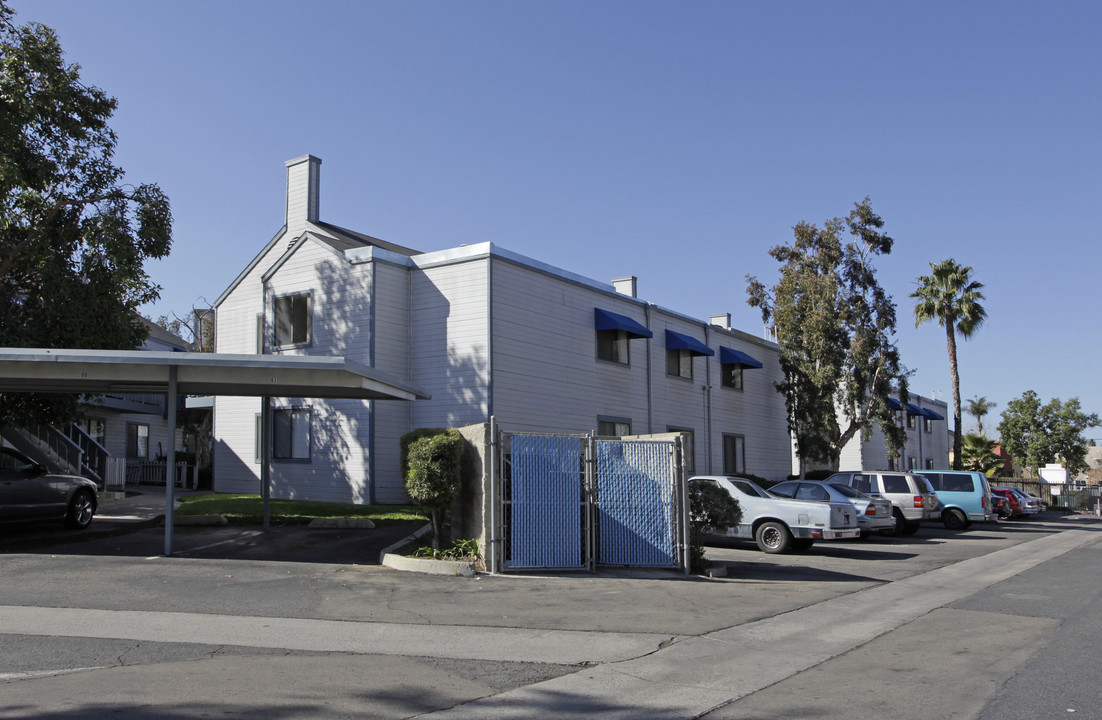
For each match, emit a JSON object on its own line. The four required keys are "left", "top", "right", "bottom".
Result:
{"left": 0, "top": 348, "right": 429, "bottom": 554}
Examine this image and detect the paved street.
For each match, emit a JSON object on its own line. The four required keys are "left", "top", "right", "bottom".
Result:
{"left": 1, "top": 489, "right": 1099, "bottom": 719}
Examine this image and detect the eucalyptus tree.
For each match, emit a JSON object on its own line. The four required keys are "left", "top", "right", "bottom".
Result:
{"left": 746, "top": 198, "right": 909, "bottom": 474}
{"left": 0, "top": 1, "right": 172, "bottom": 425}
{"left": 912, "top": 260, "right": 986, "bottom": 470}
{"left": 966, "top": 395, "right": 997, "bottom": 436}
{"left": 998, "top": 391, "right": 1100, "bottom": 476}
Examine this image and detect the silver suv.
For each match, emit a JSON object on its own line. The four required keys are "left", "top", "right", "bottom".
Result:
{"left": 824, "top": 471, "right": 938, "bottom": 536}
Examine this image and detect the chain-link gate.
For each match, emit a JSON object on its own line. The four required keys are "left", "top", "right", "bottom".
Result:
{"left": 495, "top": 429, "right": 687, "bottom": 573}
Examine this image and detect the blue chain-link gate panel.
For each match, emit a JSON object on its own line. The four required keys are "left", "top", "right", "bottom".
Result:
{"left": 505, "top": 434, "right": 586, "bottom": 570}
{"left": 596, "top": 439, "right": 679, "bottom": 567}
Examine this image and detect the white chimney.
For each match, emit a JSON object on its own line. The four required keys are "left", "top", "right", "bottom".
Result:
{"left": 612, "top": 276, "right": 638, "bottom": 298}
{"left": 285, "top": 155, "right": 321, "bottom": 236}
{"left": 709, "top": 313, "right": 731, "bottom": 330}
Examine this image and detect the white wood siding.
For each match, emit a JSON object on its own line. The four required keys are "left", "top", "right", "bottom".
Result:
{"left": 490, "top": 259, "right": 650, "bottom": 435}
{"left": 410, "top": 259, "right": 490, "bottom": 429}
{"left": 704, "top": 332, "right": 791, "bottom": 482}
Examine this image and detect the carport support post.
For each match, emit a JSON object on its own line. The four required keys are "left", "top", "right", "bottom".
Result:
{"left": 164, "top": 365, "right": 177, "bottom": 556}
{"left": 261, "top": 396, "right": 271, "bottom": 531}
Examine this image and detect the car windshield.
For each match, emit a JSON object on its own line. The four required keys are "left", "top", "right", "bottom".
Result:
{"left": 729, "top": 479, "right": 770, "bottom": 498}
{"left": 829, "top": 483, "right": 866, "bottom": 499}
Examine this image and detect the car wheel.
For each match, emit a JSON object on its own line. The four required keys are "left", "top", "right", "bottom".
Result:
{"left": 791, "top": 538, "right": 815, "bottom": 552}
{"left": 900, "top": 521, "right": 921, "bottom": 536}
{"left": 755, "top": 521, "right": 793, "bottom": 554}
{"left": 943, "top": 508, "right": 968, "bottom": 531}
{"left": 64, "top": 489, "right": 95, "bottom": 529}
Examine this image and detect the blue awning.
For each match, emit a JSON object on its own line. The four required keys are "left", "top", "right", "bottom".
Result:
{"left": 719, "top": 347, "right": 763, "bottom": 369}
{"left": 886, "top": 397, "right": 903, "bottom": 411}
{"left": 665, "top": 330, "right": 715, "bottom": 357}
{"left": 905, "top": 403, "right": 927, "bottom": 416}
{"left": 594, "top": 308, "right": 652, "bottom": 339}
{"left": 922, "top": 407, "right": 944, "bottom": 420}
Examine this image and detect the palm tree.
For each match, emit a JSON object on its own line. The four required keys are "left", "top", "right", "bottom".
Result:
{"left": 966, "top": 395, "right": 997, "bottom": 436}
{"left": 961, "top": 433, "right": 1002, "bottom": 476}
{"left": 912, "top": 260, "right": 987, "bottom": 470}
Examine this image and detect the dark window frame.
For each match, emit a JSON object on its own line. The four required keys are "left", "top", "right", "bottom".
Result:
{"left": 273, "top": 292, "right": 313, "bottom": 349}
{"left": 722, "top": 433, "right": 746, "bottom": 475}
{"left": 273, "top": 406, "right": 312, "bottom": 462}
{"left": 596, "top": 328, "right": 630, "bottom": 366}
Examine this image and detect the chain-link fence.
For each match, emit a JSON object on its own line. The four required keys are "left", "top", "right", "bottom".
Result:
{"left": 992, "top": 479, "right": 1101, "bottom": 514}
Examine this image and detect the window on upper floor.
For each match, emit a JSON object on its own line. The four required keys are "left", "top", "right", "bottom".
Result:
{"left": 924, "top": 417, "right": 933, "bottom": 433}
{"left": 718, "top": 347, "right": 762, "bottom": 391}
{"left": 597, "top": 329, "right": 630, "bottom": 365}
{"left": 594, "top": 308, "right": 651, "bottom": 366}
{"left": 274, "top": 292, "right": 311, "bottom": 348}
{"left": 665, "top": 330, "right": 714, "bottom": 381}
{"left": 721, "top": 364, "right": 743, "bottom": 390}
{"left": 667, "top": 348, "right": 693, "bottom": 379}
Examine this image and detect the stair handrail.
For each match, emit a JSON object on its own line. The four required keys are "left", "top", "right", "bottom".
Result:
{"left": 63, "top": 423, "right": 109, "bottom": 486}
{"left": 32, "top": 423, "right": 84, "bottom": 476}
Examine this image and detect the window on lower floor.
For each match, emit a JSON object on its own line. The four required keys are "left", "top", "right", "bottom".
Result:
{"left": 597, "top": 417, "right": 632, "bottom": 437}
{"left": 723, "top": 434, "right": 745, "bottom": 475}
{"left": 273, "top": 407, "right": 312, "bottom": 461}
{"left": 126, "top": 423, "right": 150, "bottom": 458}
{"left": 78, "top": 416, "right": 106, "bottom": 446}
{"left": 597, "top": 329, "right": 630, "bottom": 365}
{"left": 925, "top": 458, "right": 934, "bottom": 470}
{"left": 274, "top": 292, "right": 311, "bottom": 348}
{"left": 907, "top": 457, "right": 917, "bottom": 470}
{"left": 666, "top": 348, "right": 693, "bottom": 379}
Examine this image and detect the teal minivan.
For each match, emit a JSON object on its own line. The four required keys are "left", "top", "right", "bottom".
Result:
{"left": 919, "top": 470, "right": 995, "bottom": 529}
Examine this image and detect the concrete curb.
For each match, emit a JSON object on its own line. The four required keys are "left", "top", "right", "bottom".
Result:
{"left": 162, "top": 515, "right": 228, "bottom": 526}
{"left": 381, "top": 552, "right": 478, "bottom": 577}
{"left": 377, "top": 523, "right": 433, "bottom": 562}
{"left": 307, "top": 517, "right": 376, "bottom": 529}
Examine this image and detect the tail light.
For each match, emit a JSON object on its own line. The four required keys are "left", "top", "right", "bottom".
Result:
{"left": 865, "top": 505, "right": 877, "bottom": 516}
{"left": 914, "top": 496, "right": 924, "bottom": 508}
{"left": 982, "top": 497, "right": 987, "bottom": 509}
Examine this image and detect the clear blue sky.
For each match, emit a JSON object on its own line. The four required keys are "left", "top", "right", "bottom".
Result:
{"left": 13, "top": 0, "right": 1101, "bottom": 434}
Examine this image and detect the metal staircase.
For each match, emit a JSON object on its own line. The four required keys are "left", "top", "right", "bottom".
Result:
{"left": 0, "top": 423, "right": 108, "bottom": 488}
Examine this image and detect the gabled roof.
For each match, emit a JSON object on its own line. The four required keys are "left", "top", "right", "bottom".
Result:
{"left": 140, "top": 317, "right": 194, "bottom": 352}
{"left": 312, "top": 221, "right": 420, "bottom": 256}
{"left": 215, "top": 222, "right": 422, "bottom": 308}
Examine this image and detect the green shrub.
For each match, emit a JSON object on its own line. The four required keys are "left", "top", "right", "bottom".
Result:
{"left": 688, "top": 481, "right": 742, "bottom": 573}
{"left": 402, "top": 428, "right": 463, "bottom": 546}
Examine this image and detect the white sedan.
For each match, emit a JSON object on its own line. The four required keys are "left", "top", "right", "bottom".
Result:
{"left": 768, "top": 480, "right": 896, "bottom": 537}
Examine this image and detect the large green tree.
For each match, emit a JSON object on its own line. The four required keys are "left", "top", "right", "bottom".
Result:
{"left": 912, "top": 259, "right": 986, "bottom": 470}
{"left": 997, "top": 391, "right": 1100, "bottom": 477}
{"left": 746, "top": 198, "right": 909, "bottom": 473}
{"left": 0, "top": 1, "right": 172, "bottom": 425}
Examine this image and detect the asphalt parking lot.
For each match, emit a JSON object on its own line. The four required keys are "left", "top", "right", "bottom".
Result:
{"left": 3, "top": 495, "right": 1100, "bottom": 719}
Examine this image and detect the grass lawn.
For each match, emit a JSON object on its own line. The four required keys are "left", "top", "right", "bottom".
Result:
{"left": 176, "top": 493, "right": 428, "bottom": 526}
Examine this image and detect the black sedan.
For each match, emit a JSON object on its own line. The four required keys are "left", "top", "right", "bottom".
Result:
{"left": 0, "top": 447, "right": 97, "bottom": 529}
